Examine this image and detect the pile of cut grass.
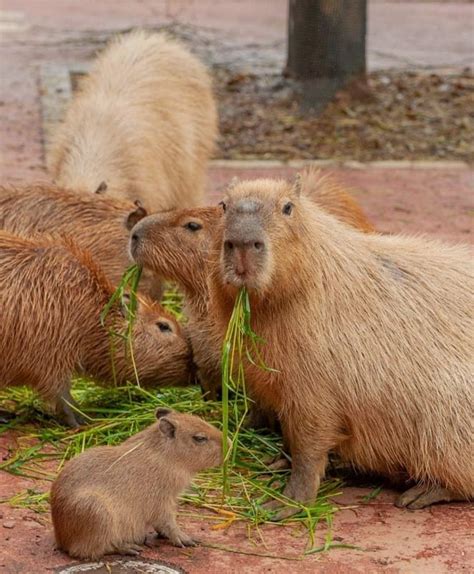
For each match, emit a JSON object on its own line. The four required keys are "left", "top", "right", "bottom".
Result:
{"left": 0, "top": 266, "right": 344, "bottom": 551}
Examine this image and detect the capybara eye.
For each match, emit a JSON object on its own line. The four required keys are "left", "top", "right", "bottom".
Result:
{"left": 219, "top": 201, "right": 226, "bottom": 213}
{"left": 254, "top": 242, "right": 264, "bottom": 251}
{"left": 157, "top": 321, "right": 172, "bottom": 333}
{"left": 224, "top": 240, "right": 234, "bottom": 251}
{"left": 184, "top": 221, "right": 202, "bottom": 232}
{"left": 192, "top": 434, "right": 208, "bottom": 443}
{"left": 282, "top": 202, "right": 294, "bottom": 216}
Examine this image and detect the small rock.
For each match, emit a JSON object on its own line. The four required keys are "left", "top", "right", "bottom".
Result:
{"left": 3, "top": 521, "right": 15, "bottom": 529}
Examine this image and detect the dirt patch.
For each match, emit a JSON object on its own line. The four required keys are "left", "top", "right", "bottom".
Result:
{"left": 216, "top": 69, "right": 474, "bottom": 162}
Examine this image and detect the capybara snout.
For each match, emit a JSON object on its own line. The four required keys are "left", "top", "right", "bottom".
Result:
{"left": 131, "top": 298, "right": 195, "bottom": 388}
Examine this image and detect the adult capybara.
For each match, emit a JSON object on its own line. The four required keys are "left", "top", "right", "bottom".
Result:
{"left": 51, "top": 408, "right": 224, "bottom": 559}
{"left": 49, "top": 30, "right": 217, "bottom": 210}
{"left": 0, "top": 231, "right": 194, "bottom": 426}
{"left": 0, "top": 183, "right": 162, "bottom": 298}
{"left": 130, "top": 169, "right": 375, "bottom": 400}
{"left": 207, "top": 177, "right": 473, "bottom": 516}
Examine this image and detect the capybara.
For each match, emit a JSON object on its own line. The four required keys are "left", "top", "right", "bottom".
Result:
{"left": 207, "top": 177, "right": 473, "bottom": 516}
{"left": 49, "top": 30, "right": 217, "bottom": 210}
{"left": 0, "top": 183, "right": 160, "bottom": 297}
{"left": 298, "top": 166, "right": 374, "bottom": 233}
{"left": 130, "top": 169, "right": 375, "bottom": 401}
{"left": 0, "top": 231, "right": 194, "bottom": 426}
{"left": 51, "top": 408, "right": 224, "bottom": 559}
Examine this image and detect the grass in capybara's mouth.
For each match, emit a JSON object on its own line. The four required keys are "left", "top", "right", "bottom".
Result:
{"left": 0, "top": 267, "right": 343, "bottom": 553}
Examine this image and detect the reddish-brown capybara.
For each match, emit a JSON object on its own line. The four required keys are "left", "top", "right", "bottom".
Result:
{"left": 0, "top": 231, "right": 194, "bottom": 426}
{"left": 49, "top": 30, "right": 217, "bottom": 210}
{"left": 206, "top": 177, "right": 473, "bottom": 516}
{"left": 0, "top": 183, "right": 162, "bottom": 298}
{"left": 129, "top": 169, "right": 375, "bottom": 402}
{"left": 51, "top": 408, "right": 224, "bottom": 559}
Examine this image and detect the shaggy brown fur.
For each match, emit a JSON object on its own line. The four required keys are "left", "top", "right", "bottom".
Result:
{"left": 0, "top": 231, "right": 194, "bottom": 426}
{"left": 299, "top": 166, "right": 374, "bottom": 233}
{"left": 207, "top": 177, "right": 473, "bottom": 516}
{"left": 51, "top": 408, "right": 224, "bottom": 559}
{"left": 130, "top": 170, "right": 375, "bottom": 401}
{"left": 0, "top": 183, "right": 163, "bottom": 298}
{"left": 48, "top": 30, "right": 217, "bottom": 211}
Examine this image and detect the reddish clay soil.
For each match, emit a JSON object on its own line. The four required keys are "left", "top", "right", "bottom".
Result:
{"left": 0, "top": 2, "right": 473, "bottom": 572}
{"left": 1, "top": 164, "right": 473, "bottom": 574}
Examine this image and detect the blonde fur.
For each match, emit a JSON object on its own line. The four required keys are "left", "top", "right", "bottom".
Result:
{"left": 208, "top": 178, "right": 473, "bottom": 511}
{"left": 130, "top": 170, "right": 375, "bottom": 400}
{"left": 49, "top": 30, "right": 217, "bottom": 210}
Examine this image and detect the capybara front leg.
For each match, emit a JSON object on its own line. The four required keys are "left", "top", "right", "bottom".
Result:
{"left": 154, "top": 509, "right": 197, "bottom": 547}
{"left": 263, "top": 448, "right": 329, "bottom": 521}
{"left": 395, "top": 484, "right": 465, "bottom": 510}
{"left": 55, "top": 387, "right": 85, "bottom": 428}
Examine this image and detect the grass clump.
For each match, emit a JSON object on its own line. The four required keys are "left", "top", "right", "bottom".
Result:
{"left": 0, "top": 267, "right": 343, "bottom": 548}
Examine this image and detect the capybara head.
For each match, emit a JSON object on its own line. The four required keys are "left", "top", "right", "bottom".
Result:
{"left": 129, "top": 207, "right": 220, "bottom": 280}
{"left": 153, "top": 408, "right": 224, "bottom": 472}
{"left": 114, "top": 295, "right": 195, "bottom": 387}
{"left": 220, "top": 178, "right": 303, "bottom": 295}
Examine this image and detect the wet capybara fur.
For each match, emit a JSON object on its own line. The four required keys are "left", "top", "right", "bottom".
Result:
{"left": 0, "top": 231, "right": 194, "bottom": 426}
{"left": 130, "top": 169, "right": 375, "bottom": 402}
{"left": 207, "top": 177, "right": 473, "bottom": 516}
{"left": 0, "top": 183, "right": 162, "bottom": 298}
{"left": 51, "top": 408, "right": 224, "bottom": 559}
{"left": 49, "top": 30, "right": 217, "bottom": 211}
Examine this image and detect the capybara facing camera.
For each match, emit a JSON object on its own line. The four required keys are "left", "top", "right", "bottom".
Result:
{"left": 208, "top": 177, "right": 473, "bottom": 515}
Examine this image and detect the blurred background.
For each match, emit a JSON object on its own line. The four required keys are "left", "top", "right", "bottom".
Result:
{"left": 0, "top": 0, "right": 472, "bottom": 176}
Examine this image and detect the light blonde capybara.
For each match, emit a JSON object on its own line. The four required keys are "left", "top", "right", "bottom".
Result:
{"left": 0, "top": 183, "right": 159, "bottom": 297}
{"left": 205, "top": 177, "right": 473, "bottom": 516}
{"left": 0, "top": 231, "right": 194, "bottom": 426}
{"left": 51, "top": 408, "right": 224, "bottom": 559}
{"left": 49, "top": 30, "right": 217, "bottom": 210}
{"left": 130, "top": 169, "right": 375, "bottom": 402}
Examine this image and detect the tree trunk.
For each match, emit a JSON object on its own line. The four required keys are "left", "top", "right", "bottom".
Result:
{"left": 287, "top": 0, "right": 367, "bottom": 112}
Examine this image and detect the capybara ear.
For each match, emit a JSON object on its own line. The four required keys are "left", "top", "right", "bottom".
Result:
{"left": 95, "top": 181, "right": 108, "bottom": 194}
{"left": 155, "top": 407, "right": 173, "bottom": 419}
{"left": 125, "top": 200, "right": 148, "bottom": 231}
{"left": 159, "top": 417, "right": 176, "bottom": 438}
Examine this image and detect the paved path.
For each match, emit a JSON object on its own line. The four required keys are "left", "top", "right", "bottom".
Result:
{"left": 0, "top": 2, "right": 473, "bottom": 573}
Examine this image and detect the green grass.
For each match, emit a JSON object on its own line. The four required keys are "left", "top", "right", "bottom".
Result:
{"left": 0, "top": 267, "right": 344, "bottom": 550}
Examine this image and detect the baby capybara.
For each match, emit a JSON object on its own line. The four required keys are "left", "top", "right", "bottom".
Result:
{"left": 130, "top": 169, "right": 375, "bottom": 401}
{"left": 51, "top": 408, "right": 224, "bottom": 559}
{"left": 207, "top": 177, "right": 473, "bottom": 516}
{"left": 0, "top": 183, "right": 161, "bottom": 298}
{"left": 49, "top": 30, "right": 217, "bottom": 210}
{"left": 0, "top": 231, "right": 194, "bottom": 426}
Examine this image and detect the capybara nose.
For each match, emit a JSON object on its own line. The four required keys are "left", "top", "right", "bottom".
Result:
{"left": 130, "top": 225, "right": 143, "bottom": 255}
{"left": 130, "top": 233, "right": 140, "bottom": 254}
{"left": 224, "top": 239, "right": 265, "bottom": 253}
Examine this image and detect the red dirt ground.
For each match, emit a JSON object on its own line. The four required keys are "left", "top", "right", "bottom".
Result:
{"left": 1, "top": 2, "right": 473, "bottom": 573}
{"left": 1, "top": 164, "right": 473, "bottom": 574}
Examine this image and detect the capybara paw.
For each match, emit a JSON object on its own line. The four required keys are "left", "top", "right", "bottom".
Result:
{"left": 396, "top": 485, "right": 455, "bottom": 510}
{"left": 113, "top": 543, "right": 143, "bottom": 556}
{"left": 266, "top": 455, "right": 291, "bottom": 471}
{"left": 261, "top": 499, "right": 299, "bottom": 521}
{"left": 271, "top": 505, "right": 300, "bottom": 521}
{"left": 170, "top": 532, "right": 198, "bottom": 548}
